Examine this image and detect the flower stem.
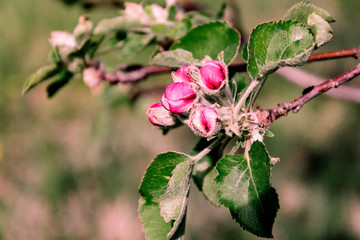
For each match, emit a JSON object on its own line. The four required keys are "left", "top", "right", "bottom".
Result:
{"left": 191, "top": 137, "right": 223, "bottom": 163}
{"left": 233, "top": 80, "right": 259, "bottom": 116}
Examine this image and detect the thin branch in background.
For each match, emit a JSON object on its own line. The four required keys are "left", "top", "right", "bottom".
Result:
{"left": 256, "top": 64, "right": 360, "bottom": 127}
{"left": 277, "top": 67, "right": 360, "bottom": 103}
{"left": 308, "top": 47, "right": 360, "bottom": 62}
{"left": 103, "top": 66, "right": 170, "bottom": 84}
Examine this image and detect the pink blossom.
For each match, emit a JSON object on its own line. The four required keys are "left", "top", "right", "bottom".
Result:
{"left": 146, "top": 103, "right": 176, "bottom": 127}
{"left": 200, "top": 60, "right": 226, "bottom": 90}
{"left": 49, "top": 31, "right": 76, "bottom": 49}
{"left": 83, "top": 67, "right": 103, "bottom": 89}
{"left": 189, "top": 105, "right": 221, "bottom": 137}
{"left": 174, "top": 65, "right": 199, "bottom": 83}
{"left": 161, "top": 82, "right": 196, "bottom": 114}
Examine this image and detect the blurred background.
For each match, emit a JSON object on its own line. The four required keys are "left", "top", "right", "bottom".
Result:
{"left": 0, "top": 0, "right": 360, "bottom": 239}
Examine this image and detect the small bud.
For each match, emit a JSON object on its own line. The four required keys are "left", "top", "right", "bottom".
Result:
{"left": 150, "top": 4, "right": 168, "bottom": 24}
{"left": 200, "top": 60, "right": 227, "bottom": 90}
{"left": 146, "top": 103, "right": 177, "bottom": 127}
{"left": 123, "top": 2, "right": 151, "bottom": 25}
{"left": 49, "top": 31, "right": 76, "bottom": 49}
{"left": 174, "top": 65, "right": 199, "bottom": 83}
{"left": 73, "top": 15, "right": 93, "bottom": 41}
{"left": 161, "top": 82, "right": 196, "bottom": 114}
{"left": 83, "top": 67, "right": 103, "bottom": 89}
{"left": 189, "top": 105, "right": 221, "bottom": 137}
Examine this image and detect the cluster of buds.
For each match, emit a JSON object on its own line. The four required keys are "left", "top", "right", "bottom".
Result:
{"left": 123, "top": 0, "right": 183, "bottom": 26}
{"left": 147, "top": 53, "right": 270, "bottom": 142}
{"left": 147, "top": 55, "right": 241, "bottom": 138}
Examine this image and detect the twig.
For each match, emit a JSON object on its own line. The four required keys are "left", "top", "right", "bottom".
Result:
{"left": 307, "top": 47, "right": 360, "bottom": 62}
{"left": 103, "top": 66, "right": 170, "bottom": 84}
{"left": 228, "top": 48, "right": 360, "bottom": 73}
{"left": 277, "top": 67, "right": 360, "bottom": 103}
{"left": 256, "top": 64, "right": 360, "bottom": 127}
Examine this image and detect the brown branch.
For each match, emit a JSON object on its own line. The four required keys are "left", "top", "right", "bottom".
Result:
{"left": 307, "top": 47, "right": 360, "bottom": 62}
{"left": 256, "top": 64, "right": 360, "bottom": 127}
{"left": 103, "top": 66, "right": 170, "bottom": 84}
{"left": 277, "top": 67, "right": 360, "bottom": 103}
{"left": 97, "top": 47, "right": 359, "bottom": 87}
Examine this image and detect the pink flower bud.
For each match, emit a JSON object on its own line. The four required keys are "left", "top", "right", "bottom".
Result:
{"left": 200, "top": 60, "right": 226, "bottom": 90}
{"left": 146, "top": 103, "right": 177, "bottom": 127}
{"left": 161, "top": 82, "right": 197, "bottom": 114}
{"left": 49, "top": 31, "right": 76, "bottom": 49}
{"left": 83, "top": 67, "right": 103, "bottom": 89}
{"left": 189, "top": 105, "right": 221, "bottom": 137}
{"left": 175, "top": 65, "right": 199, "bottom": 83}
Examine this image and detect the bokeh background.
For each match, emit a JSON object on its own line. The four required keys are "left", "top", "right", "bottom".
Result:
{"left": 0, "top": 0, "right": 360, "bottom": 239}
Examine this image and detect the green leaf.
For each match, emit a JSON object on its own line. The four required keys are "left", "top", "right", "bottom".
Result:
{"left": 215, "top": 141, "right": 279, "bottom": 238}
{"left": 139, "top": 152, "right": 190, "bottom": 240}
{"left": 150, "top": 49, "right": 202, "bottom": 69}
{"left": 247, "top": 20, "right": 315, "bottom": 81}
{"left": 241, "top": 42, "right": 248, "bottom": 62}
{"left": 283, "top": 2, "right": 335, "bottom": 47}
{"left": 151, "top": 19, "right": 192, "bottom": 40}
{"left": 229, "top": 72, "right": 247, "bottom": 101}
{"left": 201, "top": 168, "right": 221, "bottom": 207}
{"left": 46, "top": 71, "right": 73, "bottom": 98}
{"left": 170, "top": 21, "right": 240, "bottom": 64}
{"left": 191, "top": 138, "right": 227, "bottom": 207}
{"left": 94, "top": 16, "right": 143, "bottom": 35}
{"left": 167, "top": 5, "right": 176, "bottom": 22}
{"left": 138, "top": 198, "right": 173, "bottom": 240}
{"left": 159, "top": 160, "right": 193, "bottom": 239}
{"left": 283, "top": 2, "right": 335, "bottom": 23}
{"left": 22, "top": 64, "right": 61, "bottom": 94}
{"left": 120, "top": 33, "right": 153, "bottom": 58}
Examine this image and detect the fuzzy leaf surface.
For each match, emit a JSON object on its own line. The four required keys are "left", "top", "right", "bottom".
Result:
{"left": 139, "top": 198, "right": 173, "bottom": 240}
{"left": 170, "top": 21, "right": 240, "bottom": 64}
{"left": 247, "top": 21, "right": 315, "bottom": 81}
{"left": 22, "top": 64, "right": 61, "bottom": 94}
{"left": 283, "top": 2, "right": 335, "bottom": 47}
{"left": 215, "top": 141, "right": 279, "bottom": 238}
{"left": 94, "top": 16, "right": 143, "bottom": 35}
{"left": 150, "top": 49, "right": 202, "bottom": 69}
{"left": 139, "top": 152, "right": 190, "bottom": 240}
{"left": 159, "top": 160, "right": 193, "bottom": 239}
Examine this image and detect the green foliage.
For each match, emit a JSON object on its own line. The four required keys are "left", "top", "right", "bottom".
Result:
{"left": 150, "top": 49, "right": 202, "bottom": 69}
{"left": 46, "top": 71, "right": 73, "bottom": 98}
{"left": 159, "top": 160, "right": 193, "bottom": 239}
{"left": 229, "top": 72, "right": 248, "bottom": 101}
{"left": 170, "top": 21, "right": 240, "bottom": 64}
{"left": 19, "top": 1, "right": 347, "bottom": 239}
{"left": 138, "top": 198, "right": 173, "bottom": 240}
{"left": 215, "top": 141, "right": 279, "bottom": 238}
{"left": 22, "top": 64, "right": 62, "bottom": 94}
{"left": 283, "top": 2, "right": 335, "bottom": 47}
{"left": 247, "top": 21, "right": 315, "bottom": 81}
{"left": 139, "top": 152, "right": 191, "bottom": 240}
